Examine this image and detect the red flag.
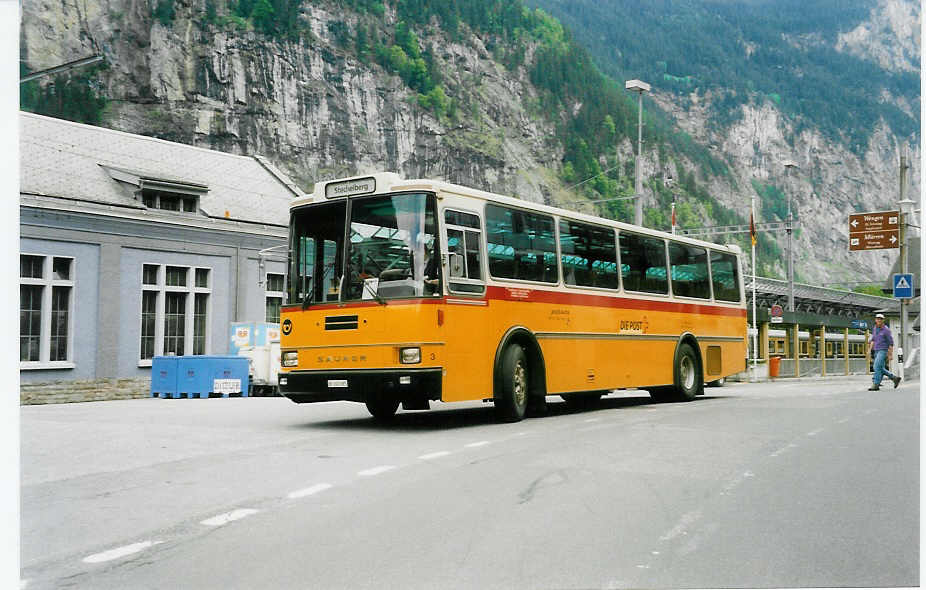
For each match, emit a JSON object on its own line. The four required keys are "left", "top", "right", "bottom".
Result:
{"left": 671, "top": 203, "right": 676, "bottom": 228}
{"left": 749, "top": 212, "right": 757, "bottom": 246}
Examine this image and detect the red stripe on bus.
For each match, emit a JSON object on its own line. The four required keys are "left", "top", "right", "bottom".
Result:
{"left": 483, "top": 286, "right": 746, "bottom": 317}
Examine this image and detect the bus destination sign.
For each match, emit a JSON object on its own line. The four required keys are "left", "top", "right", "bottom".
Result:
{"left": 325, "top": 177, "right": 376, "bottom": 199}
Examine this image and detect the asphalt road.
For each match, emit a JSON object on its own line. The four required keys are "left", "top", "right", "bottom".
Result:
{"left": 20, "top": 376, "right": 919, "bottom": 589}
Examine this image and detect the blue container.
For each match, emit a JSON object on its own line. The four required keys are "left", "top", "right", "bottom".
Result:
{"left": 151, "top": 356, "right": 179, "bottom": 398}
{"left": 207, "top": 356, "right": 250, "bottom": 397}
{"left": 177, "top": 356, "right": 213, "bottom": 399}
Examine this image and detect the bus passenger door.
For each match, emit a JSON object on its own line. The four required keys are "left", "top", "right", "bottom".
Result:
{"left": 441, "top": 209, "right": 491, "bottom": 401}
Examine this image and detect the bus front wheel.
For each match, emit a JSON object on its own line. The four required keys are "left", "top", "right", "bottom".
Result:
{"left": 495, "top": 344, "right": 528, "bottom": 422}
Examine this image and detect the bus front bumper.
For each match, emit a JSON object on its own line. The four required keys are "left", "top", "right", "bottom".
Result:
{"left": 279, "top": 368, "right": 443, "bottom": 404}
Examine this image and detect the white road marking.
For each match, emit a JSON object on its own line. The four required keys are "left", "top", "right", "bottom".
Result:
{"left": 83, "top": 540, "right": 163, "bottom": 564}
{"left": 837, "top": 418, "right": 851, "bottom": 424}
{"left": 418, "top": 451, "right": 451, "bottom": 460}
{"left": 770, "top": 442, "right": 799, "bottom": 457}
{"left": 358, "top": 465, "right": 396, "bottom": 476}
{"left": 584, "top": 418, "right": 600, "bottom": 423}
{"left": 659, "top": 509, "right": 702, "bottom": 542}
{"left": 720, "top": 471, "right": 755, "bottom": 495}
{"left": 287, "top": 483, "right": 332, "bottom": 499}
{"left": 200, "top": 508, "right": 259, "bottom": 527}
{"left": 807, "top": 428, "right": 824, "bottom": 437}
{"left": 465, "top": 441, "right": 490, "bottom": 448}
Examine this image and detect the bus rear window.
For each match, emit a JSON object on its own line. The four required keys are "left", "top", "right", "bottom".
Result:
{"left": 486, "top": 204, "right": 558, "bottom": 283}
{"left": 619, "top": 232, "right": 668, "bottom": 294}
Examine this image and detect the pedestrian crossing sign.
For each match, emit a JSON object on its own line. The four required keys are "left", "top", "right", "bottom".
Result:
{"left": 892, "top": 273, "right": 914, "bottom": 298}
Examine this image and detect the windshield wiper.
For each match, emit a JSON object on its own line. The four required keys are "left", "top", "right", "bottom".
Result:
{"left": 361, "top": 278, "right": 387, "bottom": 305}
{"left": 302, "top": 275, "right": 314, "bottom": 310}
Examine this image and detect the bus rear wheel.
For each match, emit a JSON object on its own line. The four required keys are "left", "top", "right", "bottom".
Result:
{"left": 674, "top": 342, "right": 701, "bottom": 401}
{"left": 495, "top": 344, "right": 528, "bottom": 422}
{"left": 365, "top": 396, "right": 399, "bottom": 421}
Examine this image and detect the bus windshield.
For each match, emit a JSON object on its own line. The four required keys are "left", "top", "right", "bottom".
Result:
{"left": 288, "top": 193, "right": 439, "bottom": 305}
{"left": 345, "top": 193, "right": 439, "bottom": 301}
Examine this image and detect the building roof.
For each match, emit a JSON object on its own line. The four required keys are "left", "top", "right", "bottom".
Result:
{"left": 20, "top": 112, "right": 303, "bottom": 226}
{"left": 753, "top": 276, "right": 900, "bottom": 316}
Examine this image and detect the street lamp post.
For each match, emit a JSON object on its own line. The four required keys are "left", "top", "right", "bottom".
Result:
{"left": 783, "top": 160, "right": 797, "bottom": 313}
{"left": 625, "top": 79, "right": 650, "bottom": 226}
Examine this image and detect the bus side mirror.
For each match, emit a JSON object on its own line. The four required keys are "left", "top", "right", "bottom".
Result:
{"left": 449, "top": 253, "right": 465, "bottom": 278}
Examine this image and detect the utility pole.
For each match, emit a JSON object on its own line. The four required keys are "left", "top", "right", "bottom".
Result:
{"left": 783, "top": 160, "right": 797, "bottom": 313}
{"left": 625, "top": 80, "right": 650, "bottom": 226}
{"left": 898, "top": 151, "right": 913, "bottom": 378}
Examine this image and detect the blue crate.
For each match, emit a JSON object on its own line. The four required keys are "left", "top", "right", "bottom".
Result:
{"left": 208, "top": 356, "right": 250, "bottom": 397}
{"left": 154, "top": 356, "right": 250, "bottom": 399}
{"left": 177, "top": 356, "right": 213, "bottom": 399}
{"left": 150, "top": 356, "right": 179, "bottom": 398}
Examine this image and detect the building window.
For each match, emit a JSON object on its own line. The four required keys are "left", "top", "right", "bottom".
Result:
{"left": 163, "top": 292, "right": 186, "bottom": 356}
{"left": 140, "top": 189, "right": 199, "bottom": 214}
{"left": 139, "top": 264, "right": 211, "bottom": 363}
{"left": 265, "top": 273, "right": 285, "bottom": 323}
{"left": 20, "top": 254, "right": 74, "bottom": 367}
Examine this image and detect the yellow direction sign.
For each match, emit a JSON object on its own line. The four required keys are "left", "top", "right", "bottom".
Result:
{"left": 848, "top": 210, "right": 900, "bottom": 251}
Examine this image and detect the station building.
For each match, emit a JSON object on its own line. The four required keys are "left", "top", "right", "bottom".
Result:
{"left": 19, "top": 112, "right": 297, "bottom": 403}
{"left": 746, "top": 276, "right": 910, "bottom": 379}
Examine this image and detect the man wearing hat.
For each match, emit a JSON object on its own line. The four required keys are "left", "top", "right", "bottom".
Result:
{"left": 868, "top": 313, "right": 901, "bottom": 390}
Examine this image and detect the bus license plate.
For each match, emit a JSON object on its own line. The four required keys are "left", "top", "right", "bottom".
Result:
{"left": 327, "top": 379, "right": 348, "bottom": 388}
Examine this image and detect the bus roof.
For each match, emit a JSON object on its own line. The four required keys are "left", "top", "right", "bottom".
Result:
{"left": 293, "top": 172, "right": 742, "bottom": 254}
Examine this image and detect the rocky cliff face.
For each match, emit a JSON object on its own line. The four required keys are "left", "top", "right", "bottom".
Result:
{"left": 21, "top": 0, "right": 561, "bottom": 202}
{"left": 651, "top": 91, "right": 919, "bottom": 284}
{"left": 20, "top": 0, "right": 920, "bottom": 286}
{"left": 836, "top": 0, "right": 920, "bottom": 74}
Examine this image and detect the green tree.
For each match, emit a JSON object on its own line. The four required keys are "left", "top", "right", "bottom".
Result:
{"left": 153, "top": 0, "right": 175, "bottom": 26}
{"left": 21, "top": 72, "right": 108, "bottom": 125}
{"left": 418, "top": 85, "right": 449, "bottom": 117}
{"left": 251, "top": 0, "right": 275, "bottom": 34}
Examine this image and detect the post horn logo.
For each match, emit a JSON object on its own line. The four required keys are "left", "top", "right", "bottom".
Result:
{"left": 281, "top": 318, "right": 293, "bottom": 335}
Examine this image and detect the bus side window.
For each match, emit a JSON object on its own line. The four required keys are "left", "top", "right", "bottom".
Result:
{"left": 669, "top": 242, "right": 710, "bottom": 299}
{"left": 486, "top": 204, "right": 557, "bottom": 284}
{"left": 445, "top": 209, "right": 485, "bottom": 294}
{"left": 619, "top": 232, "right": 668, "bottom": 294}
{"left": 559, "top": 219, "right": 619, "bottom": 289}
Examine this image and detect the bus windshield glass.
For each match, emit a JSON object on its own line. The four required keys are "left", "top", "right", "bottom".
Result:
{"left": 345, "top": 192, "right": 439, "bottom": 301}
{"left": 289, "top": 200, "right": 347, "bottom": 305}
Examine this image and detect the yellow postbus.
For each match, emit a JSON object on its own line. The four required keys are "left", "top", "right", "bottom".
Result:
{"left": 279, "top": 172, "right": 747, "bottom": 421}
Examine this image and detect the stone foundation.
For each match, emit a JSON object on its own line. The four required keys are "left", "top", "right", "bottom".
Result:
{"left": 21, "top": 378, "right": 151, "bottom": 405}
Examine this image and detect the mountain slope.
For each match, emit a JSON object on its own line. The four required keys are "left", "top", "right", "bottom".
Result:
{"left": 19, "top": 0, "right": 919, "bottom": 286}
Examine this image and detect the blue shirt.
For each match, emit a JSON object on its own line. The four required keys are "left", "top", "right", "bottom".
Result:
{"left": 871, "top": 324, "right": 894, "bottom": 351}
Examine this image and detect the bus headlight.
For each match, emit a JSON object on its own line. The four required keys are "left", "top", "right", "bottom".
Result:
{"left": 282, "top": 351, "right": 299, "bottom": 367}
{"left": 400, "top": 347, "right": 421, "bottom": 364}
